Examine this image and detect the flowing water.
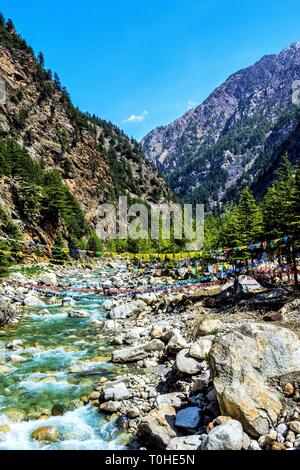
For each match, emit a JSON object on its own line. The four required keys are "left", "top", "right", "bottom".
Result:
{"left": 0, "top": 271, "right": 128, "bottom": 450}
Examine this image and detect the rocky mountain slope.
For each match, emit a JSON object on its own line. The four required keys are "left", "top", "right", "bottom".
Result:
{"left": 0, "top": 19, "right": 171, "bottom": 247}
{"left": 142, "top": 42, "right": 300, "bottom": 209}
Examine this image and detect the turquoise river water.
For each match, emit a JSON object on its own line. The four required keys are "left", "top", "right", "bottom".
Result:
{"left": 0, "top": 271, "right": 128, "bottom": 450}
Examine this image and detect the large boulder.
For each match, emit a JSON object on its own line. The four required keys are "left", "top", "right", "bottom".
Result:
{"left": 175, "top": 349, "right": 203, "bottom": 375}
{"left": 138, "top": 404, "right": 177, "bottom": 449}
{"left": 201, "top": 420, "right": 244, "bottom": 450}
{"left": 210, "top": 323, "right": 300, "bottom": 437}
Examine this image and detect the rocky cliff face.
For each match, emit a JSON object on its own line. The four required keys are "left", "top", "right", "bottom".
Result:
{"left": 142, "top": 42, "right": 300, "bottom": 209}
{"left": 0, "top": 24, "right": 171, "bottom": 245}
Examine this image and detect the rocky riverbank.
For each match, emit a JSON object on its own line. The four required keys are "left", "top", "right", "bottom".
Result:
{"left": 1, "top": 261, "right": 300, "bottom": 450}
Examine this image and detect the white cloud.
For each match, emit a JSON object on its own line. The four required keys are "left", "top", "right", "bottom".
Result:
{"left": 187, "top": 100, "right": 197, "bottom": 110}
{"left": 123, "top": 111, "right": 148, "bottom": 123}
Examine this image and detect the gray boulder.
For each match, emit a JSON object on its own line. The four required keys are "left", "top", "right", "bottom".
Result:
{"left": 201, "top": 420, "right": 244, "bottom": 450}
{"left": 210, "top": 323, "right": 300, "bottom": 437}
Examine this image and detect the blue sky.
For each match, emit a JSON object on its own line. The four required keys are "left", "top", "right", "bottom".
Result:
{"left": 1, "top": 0, "right": 300, "bottom": 140}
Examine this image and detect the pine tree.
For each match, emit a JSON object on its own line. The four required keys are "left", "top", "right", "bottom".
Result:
{"left": 37, "top": 52, "right": 45, "bottom": 68}
{"left": 0, "top": 13, "right": 5, "bottom": 28}
{"left": 54, "top": 72, "right": 61, "bottom": 90}
{"left": 5, "top": 19, "right": 15, "bottom": 33}
{"left": 87, "top": 231, "right": 103, "bottom": 254}
{"left": 263, "top": 156, "right": 297, "bottom": 238}
{"left": 235, "top": 187, "right": 263, "bottom": 245}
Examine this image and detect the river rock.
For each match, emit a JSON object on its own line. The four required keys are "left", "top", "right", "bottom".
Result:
{"left": 116, "top": 415, "right": 129, "bottom": 431}
{"left": 150, "top": 325, "right": 164, "bottom": 339}
{"left": 126, "top": 327, "right": 146, "bottom": 341}
{"left": 175, "top": 407, "right": 201, "bottom": 432}
{"left": 166, "top": 330, "right": 188, "bottom": 353}
{"left": 103, "top": 382, "right": 131, "bottom": 401}
{"left": 102, "top": 279, "right": 113, "bottom": 289}
{"left": 198, "top": 319, "right": 222, "bottom": 336}
{"left": 110, "top": 300, "right": 147, "bottom": 319}
{"left": 210, "top": 323, "right": 300, "bottom": 437}
{"left": 288, "top": 421, "right": 300, "bottom": 433}
{"left": 175, "top": 349, "right": 203, "bottom": 375}
{"left": 52, "top": 404, "right": 68, "bottom": 416}
{"left": 201, "top": 420, "right": 244, "bottom": 450}
{"left": 67, "top": 310, "right": 89, "bottom": 319}
{"left": 6, "top": 339, "right": 23, "bottom": 349}
{"left": 23, "top": 295, "right": 45, "bottom": 307}
{"left": 103, "top": 320, "right": 120, "bottom": 332}
{"left": 190, "top": 338, "right": 212, "bottom": 360}
{"left": 143, "top": 358, "right": 158, "bottom": 368}
{"left": 4, "top": 408, "right": 26, "bottom": 422}
{"left": 0, "top": 365, "right": 11, "bottom": 375}
{"left": 137, "top": 293, "right": 157, "bottom": 305}
{"left": 39, "top": 273, "right": 58, "bottom": 286}
{"left": 138, "top": 404, "right": 177, "bottom": 449}
{"left": 192, "top": 370, "right": 211, "bottom": 392}
{"left": 112, "top": 345, "right": 148, "bottom": 363}
{"left": 126, "top": 405, "right": 140, "bottom": 419}
{"left": 102, "top": 299, "right": 117, "bottom": 311}
{"left": 62, "top": 297, "right": 75, "bottom": 307}
{"left": 0, "top": 424, "right": 10, "bottom": 433}
{"left": 99, "top": 401, "right": 121, "bottom": 414}
{"left": 111, "top": 335, "right": 124, "bottom": 346}
{"left": 9, "top": 272, "right": 26, "bottom": 283}
{"left": 156, "top": 392, "right": 185, "bottom": 409}
{"left": 276, "top": 423, "right": 288, "bottom": 436}
{"left": 31, "top": 426, "right": 59, "bottom": 443}
{"left": 144, "top": 339, "right": 165, "bottom": 353}
{"left": 10, "top": 354, "right": 26, "bottom": 363}
{"left": 166, "top": 435, "right": 203, "bottom": 450}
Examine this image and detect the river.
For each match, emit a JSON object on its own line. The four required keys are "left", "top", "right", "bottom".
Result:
{"left": 0, "top": 270, "right": 128, "bottom": 450}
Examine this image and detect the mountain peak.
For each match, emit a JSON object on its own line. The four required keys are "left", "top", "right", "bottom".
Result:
{"left": 142, "top": 43, "right": 300, "bottom": 209}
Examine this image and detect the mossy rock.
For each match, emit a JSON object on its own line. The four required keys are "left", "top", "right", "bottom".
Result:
{"left": 0, "top": 424, "right": 11, "bottom": 433}
{"left": 4, "top": 408, "right": 26, "bottom": 422}
{"left": 31, "top": 425, "right": 60, "bottom": 443}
